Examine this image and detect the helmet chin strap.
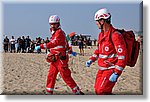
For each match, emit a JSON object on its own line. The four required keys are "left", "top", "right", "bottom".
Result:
{"left": 100, "top": 24, "right": 104, "bottom": 30}
{"left": 98, "top": 21, "right": 104, "bottom": 30}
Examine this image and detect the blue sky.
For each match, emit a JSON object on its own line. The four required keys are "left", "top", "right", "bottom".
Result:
{"left": 3, "top": 1, "right": 142, "bottom": 40}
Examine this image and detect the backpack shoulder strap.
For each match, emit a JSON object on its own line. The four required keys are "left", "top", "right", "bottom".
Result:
{"left": 110, "top": 29, "right": 125, "bottom": 51}
{"left": 110, "top": 29, "right": 124, "bottom": 40}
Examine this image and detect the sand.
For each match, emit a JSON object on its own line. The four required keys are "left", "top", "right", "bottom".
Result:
{"left": 1, "top": 46, "right": 143, "bottom": 95}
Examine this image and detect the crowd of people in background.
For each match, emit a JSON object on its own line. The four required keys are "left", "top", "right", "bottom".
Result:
{"left": 71, "top": 34, "right": 97, "bottom": 47}
{"left": 70, "top": 34, "right": 97, "bottom": 56}
{"left": 3, "top": 35, "right": 50, "bottom": 53}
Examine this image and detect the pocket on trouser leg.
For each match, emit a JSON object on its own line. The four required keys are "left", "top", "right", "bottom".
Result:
{"left": 59, "top": 59, "right": 68, "bottom": 68}
{"left": 96, "top": 71, "right": 116, "bottom": 95}
{"left": 94, "top": 70, "right": 103, "bottom": 90}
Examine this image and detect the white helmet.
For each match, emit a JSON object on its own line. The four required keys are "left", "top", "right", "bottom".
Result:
{"left": 94, "top": 8, "right": 111, "bottom": 21}
{"left": 49, "top": 15, "right": 60, "bottom": 23}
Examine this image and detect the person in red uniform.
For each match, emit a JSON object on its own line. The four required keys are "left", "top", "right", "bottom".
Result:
{"left": 35, "top": 15, "right": 84, "bottom": 95}
{"left": 85, "top": 8, "right": 127, "bottom": 95}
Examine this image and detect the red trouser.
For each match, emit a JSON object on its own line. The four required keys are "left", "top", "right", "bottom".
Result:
{"left": 46, "top": 55, "right": 77, "bottom": 93}
{"left": 94, "top": 69, "right": 117, "bottom": 95}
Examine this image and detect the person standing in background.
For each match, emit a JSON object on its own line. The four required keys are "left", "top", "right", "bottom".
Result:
{"left": 10, "top": 36, "right": 16, "bottom": 53}
{"left": 45, "top": 37, "right": 50, "bottom": 53}
{"left": 3, "top": 36, "right": 9, "bottom": 52}
{"left": 25, "top": 36, "right": 31, "bottom": 53}
{"left": 21, "top": 36, "right": 26, "bottom": 53}
{"left": 78, "top": 34, "right": 84, "bottom": 56}
{"left": 35, "top": 37, "right": 41, "bottom": 53}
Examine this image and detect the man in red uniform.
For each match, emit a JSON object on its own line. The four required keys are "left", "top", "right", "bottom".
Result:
{"left": 35, "top": 15, "right": 84, "bottom": 95}
{"left": 86, "top": 8, "right": 127, "bottom": 95}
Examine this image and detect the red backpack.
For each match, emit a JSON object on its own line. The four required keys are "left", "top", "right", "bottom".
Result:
{"left": 113, "top": 29, "right": 140, "bottom": 67}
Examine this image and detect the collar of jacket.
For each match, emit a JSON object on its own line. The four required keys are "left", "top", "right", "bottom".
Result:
{"left": 50, "top": 27, "right": 61, "bottom": 35}
{"left": 99, "top": 25, "right": 116, "bottom": 43}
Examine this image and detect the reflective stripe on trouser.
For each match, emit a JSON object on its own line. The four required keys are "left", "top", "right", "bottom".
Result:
{"left": 46, "top": 57, "right": 77, "bottom": 91}
{"left": 46, "top": 88, "right": 54, "bottom": 91}
{"left": 46, "top": 88, "right": 54, "bottom": 94}
{"left": 94, "top": 69, "right": 117, "bottom": 95}
{"left": 72, "top": 86, "right": 81, "bottom": 94}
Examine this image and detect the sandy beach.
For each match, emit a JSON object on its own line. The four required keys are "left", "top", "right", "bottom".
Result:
{"left": 1, "top": 46, "right": 143, "bottom": 95}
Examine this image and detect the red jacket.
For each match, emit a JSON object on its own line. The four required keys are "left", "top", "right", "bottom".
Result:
{"left": 40, "top": 28, "right": 69, "bottom": 56}
{"left": 89, "top": 25, "right": 127, "bottom": 74}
